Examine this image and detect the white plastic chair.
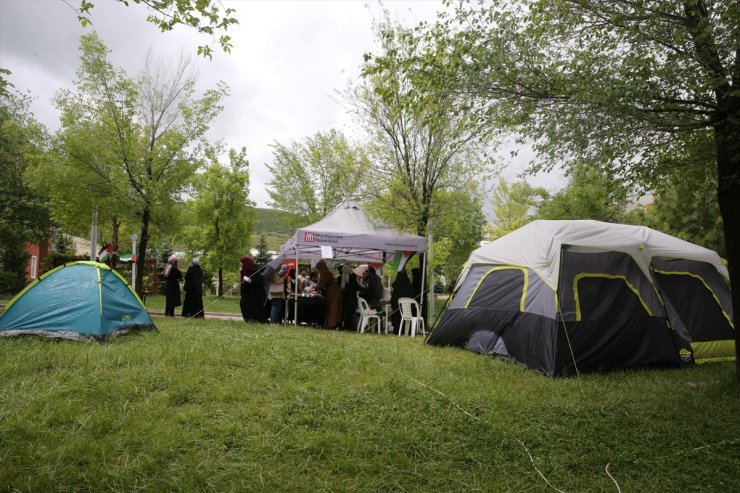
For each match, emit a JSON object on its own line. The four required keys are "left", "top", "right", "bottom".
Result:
{"left": 398, "top": 297, "right": 425, "bottom": 337}
{"left": 357, "top": 295, "right": 383, "bottom": 334}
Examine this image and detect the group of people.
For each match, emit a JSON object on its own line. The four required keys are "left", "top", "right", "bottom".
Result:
{"left": 162, "top": 255, "right": 205, "bottom": 318}
{"left": 162, "top": 254, "right": 425, "bottom": 334}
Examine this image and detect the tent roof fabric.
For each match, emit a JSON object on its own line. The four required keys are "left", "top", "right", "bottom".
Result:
{"left": 279, "top": 199, "right": 426, "bottom": 262}
{"left": 463, "top": 220, "right": 727, "bottom": 289}
{"left": 0, "top": 261, "right": 155, "bottom": 341}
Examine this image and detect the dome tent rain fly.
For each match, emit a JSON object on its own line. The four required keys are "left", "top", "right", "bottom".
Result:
{"left": 0, "top": 261, "right": 156, "bottom": 341}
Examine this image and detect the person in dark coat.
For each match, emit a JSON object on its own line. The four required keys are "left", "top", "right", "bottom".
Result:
{"left": 338, "top": 264, "right": 359, "bottom": 331}
{"left": 358, "top": 266, "right": 383, "bottom": 302}
{"left": 181, "top": 258, "right": 205, "bottom": 318}
{"left": 316, "top": 260, "right": 341, "bottom": 329}
{"left": 390, "top": 269, "right": 415, "bottom": 334}
{"left": 163, "top": 255, "right": 182, "bottom": 317}
{"left": 240, "top": 256, "right": 267, "bottom": 323}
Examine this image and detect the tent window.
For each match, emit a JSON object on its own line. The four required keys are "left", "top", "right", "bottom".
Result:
{"left": 31, "top": 256, "right": 37, "bottom": 279}
{"left": 465, "top": 266, "right": 528, "bottom": 311}
{"left": 573, "top": 273, "right": 653, "bottom": 321}
{"left": 654, "top": 269, "right": 734, "bottom": 329}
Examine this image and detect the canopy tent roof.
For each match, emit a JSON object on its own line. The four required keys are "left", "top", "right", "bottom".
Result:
{"left": 278, "top": 199, "right": 426, "bottom": 263}
{"left": 462, "top": 220, "right": 728, "bottom": 289}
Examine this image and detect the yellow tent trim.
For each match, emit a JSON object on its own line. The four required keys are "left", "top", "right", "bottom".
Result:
{"left": 653, "top": 269, "right": 735, "bottom": 329}
{"left": 573, "top": 273, "right": 653, "bottom": 321}
{"left": 691, "top": 340, "right": 736, "bottom": 361}
{"left": 465, "top": 266, "right": 528, "bottom": 311}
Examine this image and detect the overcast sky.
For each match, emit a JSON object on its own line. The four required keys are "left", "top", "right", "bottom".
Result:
{"left": 1, "top": 0, "right": 562, "bottom": 209}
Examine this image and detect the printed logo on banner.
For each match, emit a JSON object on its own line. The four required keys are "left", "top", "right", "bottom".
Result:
{"left": 304, "top": 232, "right": 315, "bottom": 242}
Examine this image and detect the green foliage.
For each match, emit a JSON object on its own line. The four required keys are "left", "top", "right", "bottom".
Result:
{"left": 0, "top": 91, "right": 51, "bottom": 293}
{"left": 253, "top": 234, "right": 272, "bottom": 267}
{"left": 76, "top": 0, "right": 239, "bottom": 59}
{"left": 32, "top": 32, "right": 229, "bottom": 295}
{"left": 430, "top": 190, "right": 486, "bottom": 290}
{"left": 355, "top": 18, "right": 495, "bottom": 237}
{"left": 647, "top": 164, "right": 725, "bottom": 257}
{"left": 182, "top": 146, "right": 254, "bottom": 292}
{"left": 485, "top": 176, "right": 547, "bottom": 241}
{"left": 0, "top": 320, "right": 738, "bottom": 491}
{"left": 538, "top": 164, "right": 631, "bottom": 223}
{"left": 266, "top": 129, "right": 369, "bottom": 222}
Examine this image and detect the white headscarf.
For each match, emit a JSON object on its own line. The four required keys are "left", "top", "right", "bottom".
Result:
{"left": 164, "top": 255, "right": 178, "bottom": 277}
{"left": 340, "top": 264, "right": 351, "bottom": 289}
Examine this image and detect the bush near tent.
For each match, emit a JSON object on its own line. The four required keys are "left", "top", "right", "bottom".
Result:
{"left": 0, "top": 261, "right": 157, "bottom": 342}
{"left": 427, "top": 220, "right": 734, "bottom": 377}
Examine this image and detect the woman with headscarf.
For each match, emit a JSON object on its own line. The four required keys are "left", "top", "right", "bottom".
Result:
{"left": 339, "top": 264, "right": 359, "bottom": 331}
{"left": 390, "top": 269, "right": 415, "bottom": 334}
{"left": 316, "top": 260, "right": 341, "bottom": 329}
{"left": 240, "top": 256, "right": 267, "bottom": 323}
{"left": 163, "top": 255, "right": 182, "bottom": 317}
{"left": 181, "top": 258, "right": 205, "bottom": 318}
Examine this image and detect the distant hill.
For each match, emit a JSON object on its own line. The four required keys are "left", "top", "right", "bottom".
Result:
{"left": 252, "top": 208, "right": 303, "bottom": 251}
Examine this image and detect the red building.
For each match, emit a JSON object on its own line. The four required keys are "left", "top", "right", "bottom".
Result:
{"left": 25, "top": 237, "right": 52, "bottom": 282}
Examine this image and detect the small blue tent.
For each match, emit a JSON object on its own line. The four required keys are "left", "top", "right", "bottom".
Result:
{"left": 0, "top": 261, "right": 156, "bottom": 341}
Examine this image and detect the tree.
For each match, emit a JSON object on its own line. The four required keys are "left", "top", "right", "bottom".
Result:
{"left": 43, "top": 32, "right": 228, "bottom": 296}
{"left": 253, "top": 234, "right": 272, "bottom": 267}
{"left": 265, "top": 129, "right": 369, "bottom": 222}
{"left": 646, "top": 160, "right": 725, "bottom": 257}
{"left": 0, "top": 91, "right": 51, "bottom": 293}
{"left": 73, "top": 0, "right": 238, "bottom": 59}
{"left": 537, "top": 164, "right": 631, "bottom": 223}
{"left": 371, "top": 0, "right": 740, "bottom": 376}
{"left": 183, "top": 146, "right": 253, "bottom": 296}
{"left": 485, "top": 176, "right": 547, "bottom": 241}
{"left": 355, "top": 20, "right": 494, "bottom": 238}
{"left": 430, "top": 190, "right": 486, "bottom": 292}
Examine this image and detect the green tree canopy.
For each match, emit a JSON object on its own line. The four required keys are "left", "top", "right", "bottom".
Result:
{"left": 75, "top": 0, "right": 238, "bottom": 59}
{"left": 265, "top": 129, "right": 369, "bottom": 223}
{"left": 34, "top": 32, "right": 229, "bottom": 295}
{"left": 182, "top": 146, "right": 254, "bottom": 296}
{"left": 485, "top": 176, "right": 547, "bottom": 241}
{"left": 0, "top": 91, "right": 52, "bottom": 293}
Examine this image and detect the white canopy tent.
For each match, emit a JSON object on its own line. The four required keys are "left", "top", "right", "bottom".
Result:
{"left": 279, "top": 199, "right": 426, "bottom": 263}
{"left": 274, "top": 199, "right": 427, "bottom": 326}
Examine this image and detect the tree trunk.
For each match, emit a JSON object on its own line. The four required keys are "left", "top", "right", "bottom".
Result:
{"left": 217, "top": 266, "right": 223, "bottom": 297}
{"left": 134, "top": 206, "right": 150, "bottom": 297}
{"left": 110, "top": 217, "right": 120, "bottom": 270}
{"left": 713, "top": 101, "right": 740, "bottom": 381}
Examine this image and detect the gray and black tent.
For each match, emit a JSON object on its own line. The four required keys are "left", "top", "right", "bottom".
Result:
{"left": 427, "top": 220, "right": 734, "bottom": 376}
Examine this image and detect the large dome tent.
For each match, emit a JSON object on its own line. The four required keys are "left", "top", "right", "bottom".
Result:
{"left": 427, "top": 220, "right": 734, "bottom": 376}
{"left": 0, "top": 261, "right": 156, "bottom": 342}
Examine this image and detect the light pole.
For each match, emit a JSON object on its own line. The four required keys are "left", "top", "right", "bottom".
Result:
{"left": 131, "top": 234, "right": 137, "bottom": 287}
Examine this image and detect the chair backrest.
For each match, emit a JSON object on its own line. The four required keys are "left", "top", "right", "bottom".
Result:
{"left": 398, "top": 297, "right": 417, "bottom": 318}
{"left": 357, "top": 295, "right": 372, "bottom": 315}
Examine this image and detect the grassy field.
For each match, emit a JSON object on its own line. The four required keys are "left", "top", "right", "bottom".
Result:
{"left": 1, "top": 317, "right": 738, "bottom": 491}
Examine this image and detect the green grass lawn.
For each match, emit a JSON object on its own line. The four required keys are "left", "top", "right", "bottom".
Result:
{"left": 1, "top": 318, "right": 738, "bottom": 491}
{"left": 143, "top": 294, "right": 242, "bottom": 314}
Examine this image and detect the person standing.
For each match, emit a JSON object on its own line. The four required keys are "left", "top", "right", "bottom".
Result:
{"left": 267, "top": 266, "right": 287, "bottom": 324}
{"left": 181, "top": 258, "right": 205, "bottom": 318}
{"left": 316, "top": 260, "right": 341, "bottom": 329}
{"left": 339, "top": 264, "right": 359, "bottom": 331}
{"left": 240, "top": 256, "right": 267, "bottom": 323}
{"left": 163, "top": 255, "right": 182, "bottom": 317}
